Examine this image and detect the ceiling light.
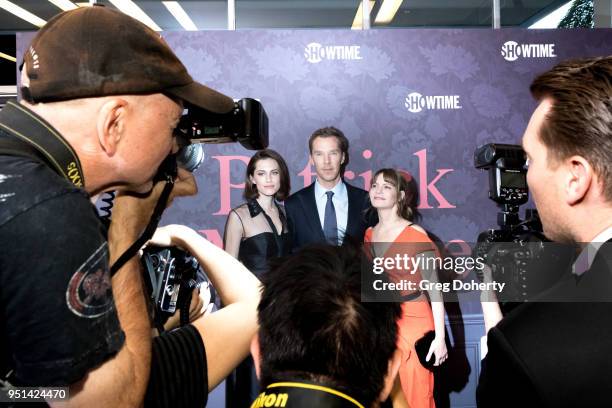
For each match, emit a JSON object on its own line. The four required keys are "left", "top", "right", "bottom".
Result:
{"left": 0, "top": 52, "right": 16, "bottom": 62}
{"left": 0, "top": 0, "right": 46, "bottom": 27}
{"left": 162, "top": 1, "right": 197, "bottom": 30}
{"left": 352, "top": 0, "right": 375, "bottom": 30}
{"left": 48, "top": 0, "right": 78, "bottom": 11}
{"left": 109, "top": 0, "right": 162, "bottom": 31}
{"left": 374, "top": 0, "right": 403, "bottom": 24}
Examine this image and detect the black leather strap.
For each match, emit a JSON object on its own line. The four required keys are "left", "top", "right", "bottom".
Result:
{"left": 0, "top": 101, "right": 84, "bottom": 188}
{"left": 0, "top": 136, "right": 49, "bottom": 166}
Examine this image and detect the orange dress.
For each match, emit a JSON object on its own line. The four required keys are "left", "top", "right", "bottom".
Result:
{"left": 365, "top": 225, "right": 436, "bottom": 408}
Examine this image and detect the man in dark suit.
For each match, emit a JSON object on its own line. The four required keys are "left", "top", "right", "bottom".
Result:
{"left": 477, "top": 57, "right": 612, "bottom": 407}
{"left": 285, "top": 126, "right": 374, "bottom": 250}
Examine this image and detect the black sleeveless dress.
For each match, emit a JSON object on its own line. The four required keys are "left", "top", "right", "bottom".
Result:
{"left": 226, "top": 199, "right": 290, "bottom": 407}
{"left": 234, "top": 199, "right": 291, "bottom": 277}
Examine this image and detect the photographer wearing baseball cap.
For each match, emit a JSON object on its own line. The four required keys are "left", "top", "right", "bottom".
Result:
{"left": 0, "top": 5, "right": 259, "bottom": 407}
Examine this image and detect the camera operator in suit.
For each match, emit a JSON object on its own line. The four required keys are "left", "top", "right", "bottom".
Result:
{"left": 285, "top": 127, "right": 375, "bottom": 250}
{"left": 477, "top": 56, "right": 612, "bottom": 408}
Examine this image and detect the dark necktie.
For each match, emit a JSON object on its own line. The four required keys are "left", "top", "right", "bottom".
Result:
{"left": 323, "top": 191, "right": 338, "bottom": 245}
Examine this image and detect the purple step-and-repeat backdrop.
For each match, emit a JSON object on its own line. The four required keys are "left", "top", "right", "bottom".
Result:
{"left": 16, "top": 29, "right": 612, "bottom": 247}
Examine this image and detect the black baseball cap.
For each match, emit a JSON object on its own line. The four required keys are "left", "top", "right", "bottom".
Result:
{"left": 21, "top": 5, "right": 234, "bottom": 113}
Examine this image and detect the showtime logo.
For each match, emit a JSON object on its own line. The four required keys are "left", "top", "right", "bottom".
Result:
{"left": 304, "top": 42, "right": 362, "bottom": 63}
{"left": 501, "top": 41, "right": 556, "bottom": 62}
{"left": 404, "top": 92, "right": 462, "bottom": 113}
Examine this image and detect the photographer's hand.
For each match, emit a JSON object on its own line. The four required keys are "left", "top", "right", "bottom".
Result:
{"left": 163, "top": 289, "right": 205, "bottom": 331}
{"left": 147, "top": 224, "right": 194, "bottom": 248}
{"left": 168, "top": 167, "right": 198, "bottom": 205}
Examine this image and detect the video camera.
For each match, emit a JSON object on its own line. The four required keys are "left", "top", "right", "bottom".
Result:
{"left": 473, "top": 143, "right": 568, "bottom": 310}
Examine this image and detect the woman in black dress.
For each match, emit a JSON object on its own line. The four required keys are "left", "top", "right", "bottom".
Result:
{"left": 223, "top": 148, "right": 291, "bottom": 407}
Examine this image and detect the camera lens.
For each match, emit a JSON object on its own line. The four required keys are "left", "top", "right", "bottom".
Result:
{"left": 176, "top": 144, "right": 205, "bottom": 172}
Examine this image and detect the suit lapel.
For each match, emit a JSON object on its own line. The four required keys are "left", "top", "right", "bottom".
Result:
{"left": 301, "top": 183, "right": 326, "bottom": 241}
{"left": 345, "top": 183, "right": 361, "bottom": 237}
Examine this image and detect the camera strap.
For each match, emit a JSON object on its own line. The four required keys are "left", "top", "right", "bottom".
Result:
{"left": 0, "top": 101, "right": 84, "bottom": 188}
{"left": 252, "top": 381, "right": 365, "bottom": 408}
{"left": 109, "top": 155, "right": 178, "bottom": 277}
{"left": 0, "top": 136, "right": 46, "bottom": 165}
{"left": 109, "top": 175, "right": 175, "bottom": 277}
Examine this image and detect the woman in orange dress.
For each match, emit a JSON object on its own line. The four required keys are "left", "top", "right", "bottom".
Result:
{"left": 365, "top": 168, "right": 447, "bottom": 408}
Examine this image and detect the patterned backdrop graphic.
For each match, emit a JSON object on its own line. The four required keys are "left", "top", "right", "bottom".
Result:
{"left": 162, "top": 29, "right": 612, "bottom": 246}
{"left": 16, "top": 29, "right": 612, "bottom": 247}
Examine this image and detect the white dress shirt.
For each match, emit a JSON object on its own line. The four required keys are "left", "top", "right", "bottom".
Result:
{"left": 572, "top": 226, "right": 612, "bottom": 276}
{"left": 314, "top": 179, "right": 348, "bottom": 244}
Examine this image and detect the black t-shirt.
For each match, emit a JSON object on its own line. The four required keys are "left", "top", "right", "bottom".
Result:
{"left": 0, "top": 153, "right": 124, "bottom": 386}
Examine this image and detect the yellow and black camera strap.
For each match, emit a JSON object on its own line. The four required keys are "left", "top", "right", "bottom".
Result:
{"left": 251, "top": 381, "right": 366, "bottom": 408}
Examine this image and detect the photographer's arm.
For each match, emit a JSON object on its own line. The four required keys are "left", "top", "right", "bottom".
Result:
{"left": 52, "top": 200, "right": 154, "bottom": 407}
{"left": 150, "top": 224, "right": 261, "bottom": 391}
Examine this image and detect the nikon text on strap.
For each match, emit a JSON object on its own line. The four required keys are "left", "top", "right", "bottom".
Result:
{"left": 251, "top": 381, "right": 366, "bottom": 408}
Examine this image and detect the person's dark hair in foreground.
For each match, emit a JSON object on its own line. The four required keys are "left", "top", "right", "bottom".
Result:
{"left": 477, "top": 56, "right": 612, "bottom": 407}
{"left": 251, "top": 241, "right": 402, "bottom": 408}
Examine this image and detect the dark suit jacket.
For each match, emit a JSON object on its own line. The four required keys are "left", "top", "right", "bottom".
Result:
{"left": 477, "top": 240, "right": 612, "bottom": 408}
{"left": 284, "top": 181, "right": 375, "bottom": 251}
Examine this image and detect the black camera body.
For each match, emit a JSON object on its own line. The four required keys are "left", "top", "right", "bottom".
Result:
{"left": 475, "top": 215, "right": 546, "bottom": 303}
{"left": 141, "top": 246, "right": 200, "bottom": 328}
{"left": 177, "top": 98, "right": 268, "bottom": 150}
{"left": 173, "top": 98, "right": 268, "bottom": 172}
{"left": 474, "top": 143, "right": 565, "bottom": 309}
